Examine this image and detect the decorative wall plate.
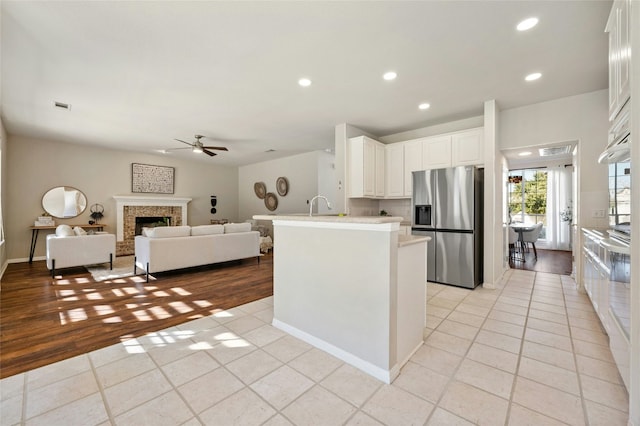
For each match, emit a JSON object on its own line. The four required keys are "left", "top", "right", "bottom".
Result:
{"left": 254, "top": 182, "right": 267, "bottom": 199}
{"left": 276, "top": 176, "right": 289, "bottom": 196}
{"left": 264, "top": 192, "right": 278, "bottom": 211}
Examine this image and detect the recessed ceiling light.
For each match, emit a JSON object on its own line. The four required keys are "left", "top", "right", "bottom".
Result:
{"left": 517, "top": 17, "right": 539, "bottom": 31}
{"left": 418, "top": 103, "right": 431, "bottom": 110}
{"left": 518, "top": 151, "right": 532, "bottom": 156}
{"left": 298, "top": 78, "right": 312, "bottom": 87}
{"left": 525, "top": 72, "right": 542, "bottom": 81}
{"left": 383, "top": 71, "right": 397, "bottom": 81}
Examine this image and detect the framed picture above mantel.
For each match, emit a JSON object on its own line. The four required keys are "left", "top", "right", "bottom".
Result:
{"left": 131, "top": 163, "right": 175, "bottom": 194}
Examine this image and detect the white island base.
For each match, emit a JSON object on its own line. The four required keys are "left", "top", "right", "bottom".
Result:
{"left": 254, "top": 215, "right": 428, "bottom": 383}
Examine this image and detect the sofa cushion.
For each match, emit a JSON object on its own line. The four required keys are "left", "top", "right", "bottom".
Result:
{"left": 191, "top": 225, "right": 224, "bottom": 236}
{"left": 145, "top": 225, "right": 191, "bottom": 238}
{"left": 73, "top": 226, "right": 87, "bottom": 236}
{"left": 224, "top": 223, "right": 252, "bottom": 234}
{"left": 56, "top": 224, "right": 74, "bottom": 237}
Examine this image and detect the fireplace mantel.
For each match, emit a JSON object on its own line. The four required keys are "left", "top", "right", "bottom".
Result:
{"left": 113, "top": 195, "right": 192, "bottom": 241}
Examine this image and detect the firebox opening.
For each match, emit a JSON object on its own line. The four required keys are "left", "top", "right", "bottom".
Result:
{"left": 135, "top": 216, "right": 171, "bottom": 236}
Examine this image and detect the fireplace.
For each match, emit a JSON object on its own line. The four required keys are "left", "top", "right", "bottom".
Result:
{"left": 135, "top": 216, "right": 171, "bottom": 236}
{"left": 113, "top": 195, "right": 192, "bottom": 256}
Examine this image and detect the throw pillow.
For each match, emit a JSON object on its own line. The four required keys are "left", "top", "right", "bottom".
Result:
{"left": 55, "top": 224, "right": 74, "bottom": 237}
{"left": 73, "top": 226, "right": 87, "bottom": 236}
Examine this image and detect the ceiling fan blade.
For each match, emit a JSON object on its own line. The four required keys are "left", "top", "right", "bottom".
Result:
{"left": 175, "top": 138, "right": 194, "bottom": 147}
{"left": 165, "top": 147, "right": 192, "bottom": 151}
{"left": 202, "top": 149, "right": 217, "bottom": 157}
{"left": 202, "top": 146, "right": 229, "bottom": 151}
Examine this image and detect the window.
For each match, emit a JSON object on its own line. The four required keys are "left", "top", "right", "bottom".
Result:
{"left": 608, "top": 161, "right": 631, "bottom": 226}
{"left": 508, "top": 169, "right": 548, "bottom": 239}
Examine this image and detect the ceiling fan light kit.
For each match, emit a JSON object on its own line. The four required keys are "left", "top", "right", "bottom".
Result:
{"left": 168, "top": 135, "right": 229, "bottom": 158}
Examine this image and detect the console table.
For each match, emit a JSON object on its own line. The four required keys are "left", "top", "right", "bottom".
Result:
{"left": 28, "top": 224, "right": 105, "bottom": 263}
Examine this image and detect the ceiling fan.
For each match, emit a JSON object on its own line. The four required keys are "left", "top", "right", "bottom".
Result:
{"left": 171, "top": 135, "right": 229, "bottom": 157}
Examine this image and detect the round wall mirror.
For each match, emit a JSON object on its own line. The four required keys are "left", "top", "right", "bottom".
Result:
{"left": 42, "top": 186, "right": 88, "bottom": 219}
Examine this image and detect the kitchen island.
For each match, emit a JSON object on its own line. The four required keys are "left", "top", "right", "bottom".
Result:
{"left": 253, "top": 214, "right": 429, "bottom": 383}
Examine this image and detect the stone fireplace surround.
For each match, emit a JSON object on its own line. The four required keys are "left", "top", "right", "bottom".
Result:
{"left": 113, "top": 195, "right": 192, "bottom": 256}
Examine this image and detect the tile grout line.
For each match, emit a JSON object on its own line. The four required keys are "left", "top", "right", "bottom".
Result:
{"left": 20, "top": 370, "right": 27, "bottom": 426}
{"left": 88, "top": 351, "right": 117, "bottom": 425}
{"left": 503, "top": 270, "right": 536, "bottom": 426}
{"left": 562, "top": 274, "right": 593, "bottom": 426}
{"left": 422, "top": 278, "right": 509, "bottom": 425}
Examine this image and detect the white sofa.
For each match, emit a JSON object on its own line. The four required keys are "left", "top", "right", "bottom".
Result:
{"left": 46, "top": 225, "right": 116, "bottom": 277}
{"left": 134, "top": 223, "right": 260, "bottom": 282}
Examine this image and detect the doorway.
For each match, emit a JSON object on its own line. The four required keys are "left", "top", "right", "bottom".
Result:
{"left": 501, "top": 141, "right": 577, "bottom": 276}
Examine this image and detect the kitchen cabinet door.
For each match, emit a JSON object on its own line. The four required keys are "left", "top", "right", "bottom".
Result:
{"left": 385, "top": 143, "right": 404, "bottom": 197}
{"left": 452, "top": 128, "right": 484, "bottom": 166}
{"left": 606, "top": 0, "right": 631, "bottom": 121}
{"left": 348, "top": 136, "right": 381, "bottom": 198}
{"left": 375, "top": 142, "right": 385, "bottom": 197}
{"left": 422, "top": 135, "right": 452, "bottom": 169}
{"left": 404, "top": 139, "right": 423, "bottom": 197}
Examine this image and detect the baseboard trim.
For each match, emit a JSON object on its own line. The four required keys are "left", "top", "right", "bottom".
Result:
{"left": 8, "top": 256, "right": 45, "bottom": 263}
{"left": 272, "top": 318, "right": 398, "bottom": 384}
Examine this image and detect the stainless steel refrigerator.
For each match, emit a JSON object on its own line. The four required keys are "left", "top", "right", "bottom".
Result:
{"left": 411, "top": 166, "right": 483, "bottom": 288}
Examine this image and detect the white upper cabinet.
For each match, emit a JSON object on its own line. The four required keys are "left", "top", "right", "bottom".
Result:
{"left": 348, "top": 136, "right": 384, "bottom": 198}
{"left": 422, "top": 135, "right": 452, "bottom": 169}
{"left": 606, "top": 0, "right": 631, "bottom": 121}
{"left": 452, "top": 128, "right": 484, "bottom": 166}
{"left": 403, "top": 139, "right": 423, "bottom": 197}
{"left": 385, "top": 143, "right": 404, "bottom": 198}
{"left": 348, "top": 128, "right": 484, "bottom": 199}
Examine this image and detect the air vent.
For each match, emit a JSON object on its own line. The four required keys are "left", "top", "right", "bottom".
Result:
{"left": 539, "top": 145, "right": 572, "bottom": 156}
{"left": 54, "top": 101, "right": 71, "bottom": 110}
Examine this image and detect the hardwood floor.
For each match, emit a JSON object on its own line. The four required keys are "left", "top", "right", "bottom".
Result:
{"left": 0, "top": 254, "right": 273, "bottom": 379}
{"left": 509, "top": 248, "right": 573, "bottom": 275}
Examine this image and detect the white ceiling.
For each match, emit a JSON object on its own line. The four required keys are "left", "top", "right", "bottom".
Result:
{"left": 1, "top": 1, "right": 611, "bottom": 166}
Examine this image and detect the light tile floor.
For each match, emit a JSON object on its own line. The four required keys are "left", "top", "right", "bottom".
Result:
{"left": 1, "top": 270, "right": 630, "bottom": 425}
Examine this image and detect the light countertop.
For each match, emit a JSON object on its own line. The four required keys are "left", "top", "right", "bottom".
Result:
{"left": 398, "top": 235, "right": 431, "bottom": 247}
{"left": 253, "top": 214, "right": 404, "bottom": 224}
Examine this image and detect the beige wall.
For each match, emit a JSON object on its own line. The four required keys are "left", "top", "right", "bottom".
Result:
{"left": 238, "top": 151, "right": 335, "bottom": 221}
{"left": 500, "top": 89, "right": 609, "bottom": 230}
{"left": 6, "top": 135, "right": 238, "bottom": 261}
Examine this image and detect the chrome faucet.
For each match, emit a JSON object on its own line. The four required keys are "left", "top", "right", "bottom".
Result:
{"left": 309, "top": 195, "right": 332, "bottom": 216}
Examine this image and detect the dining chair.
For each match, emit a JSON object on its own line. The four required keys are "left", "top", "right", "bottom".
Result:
{"left": 522, "top": 222, "right": 544, "bottom": 259}
{"left": 508, "top": 227, "right": 523, "bottom": 262}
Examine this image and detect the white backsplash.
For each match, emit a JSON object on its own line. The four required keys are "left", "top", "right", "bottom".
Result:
{"left": 348, "top": 198, "right": 412, "bottom": 223}
{"left": 348, "top": 198, "right": 379, "bottom": 217}
{"left": 379, "top": 199, "right": 412, "bottom": 223}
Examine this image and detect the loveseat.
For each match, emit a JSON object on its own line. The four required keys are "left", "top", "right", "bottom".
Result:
{"left": 46, "top": 225, "right": 116, "bottom": 277}
{"left": 134, "top": 223, "right": 260, "bottom": 282}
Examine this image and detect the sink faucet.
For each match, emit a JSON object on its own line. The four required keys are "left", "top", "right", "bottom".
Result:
{"left": 309, "top": 195, "right": 332, "bottom": 216}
